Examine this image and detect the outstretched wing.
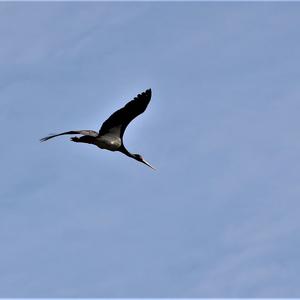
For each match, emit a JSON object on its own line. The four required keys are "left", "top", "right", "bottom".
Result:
{"left": 40, "top": 130, "right": 98, "bottom": 142}
{"left": 99, "top": 89, "right": 152, "bottom": 138}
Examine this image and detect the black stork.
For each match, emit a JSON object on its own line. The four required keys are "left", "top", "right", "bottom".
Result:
{"left": 40, "top": 89, "right": 155, "bottom": 170}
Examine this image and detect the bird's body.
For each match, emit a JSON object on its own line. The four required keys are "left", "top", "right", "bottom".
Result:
{"left": 94, "top": 134, "right": 122, "bottom": 151}
{"left": 41, "top": 89, "right": 155, "bottom": 169}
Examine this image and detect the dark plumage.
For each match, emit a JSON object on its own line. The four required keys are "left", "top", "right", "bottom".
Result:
{"left": 40, "top": 89, "right": 155, "bottom": 169}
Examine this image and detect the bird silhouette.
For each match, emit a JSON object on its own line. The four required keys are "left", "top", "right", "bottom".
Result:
{"left": 40, "top": 89, "right": 155, "bottom": 169}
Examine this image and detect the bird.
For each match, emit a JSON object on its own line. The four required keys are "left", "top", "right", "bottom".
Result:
{"left": 40, "top": 89, "right": 155, "bottom": 170}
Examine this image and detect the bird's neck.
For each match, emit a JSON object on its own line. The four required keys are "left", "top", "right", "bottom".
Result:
{"left": 118, "top": 145, "right": 135, "bottom": 159}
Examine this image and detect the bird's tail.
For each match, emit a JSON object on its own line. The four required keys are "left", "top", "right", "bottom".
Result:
{"left": 40, "top": 130, "right": 97, "bottom": 142}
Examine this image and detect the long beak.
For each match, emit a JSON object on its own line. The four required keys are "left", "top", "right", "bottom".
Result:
{"left": 142, "top": 159, "right": 156, "bottom": 170}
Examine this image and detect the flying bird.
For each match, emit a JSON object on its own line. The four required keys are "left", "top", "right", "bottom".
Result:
{"left": 40, "top": 89, "right": 155, "bottom": 169}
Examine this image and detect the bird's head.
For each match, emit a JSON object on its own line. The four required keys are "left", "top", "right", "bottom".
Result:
{"left": 133, "top": 154, "right": 156, "bottom": 170}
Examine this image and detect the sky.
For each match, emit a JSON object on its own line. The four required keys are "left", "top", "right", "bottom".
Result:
{"left": 1, "top": 2, "right": 300, "bottom": 298}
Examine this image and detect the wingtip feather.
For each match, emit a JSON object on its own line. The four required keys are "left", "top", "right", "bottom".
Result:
{"left": 144, "top": 88, "right": 152, "bottom": 98}
{"left": 39, "top": 133, "right": 56, "bottom": 142}
{"left": 40, "top": 137, "right": 49, "bottom": 142}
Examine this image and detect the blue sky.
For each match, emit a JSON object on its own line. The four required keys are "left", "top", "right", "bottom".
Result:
{"left": 1, "top": 2, "right": 300, "bottom": 297}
